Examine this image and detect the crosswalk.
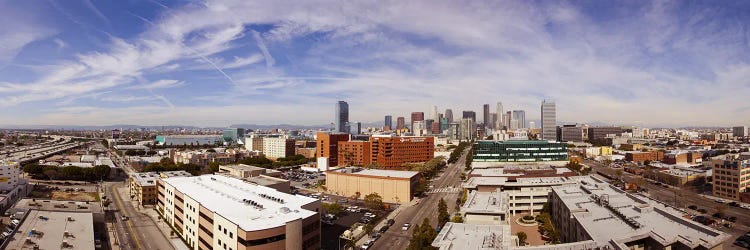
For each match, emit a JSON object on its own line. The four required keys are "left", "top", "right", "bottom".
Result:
{"left": 427, "top": 187, "right": 463, "bottom": 194}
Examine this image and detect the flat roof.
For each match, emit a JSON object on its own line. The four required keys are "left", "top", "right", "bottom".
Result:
{"left": 431, "top": 222, "right": 512, "bottom": 250}
{"left": 12, "top": 198, "right": 103, "bottom": 214}
{"left": 463, "top": 176, "right": 576, "bottom": 189}
{"left": 131, "top": 171, "right": 192, "bottom": 186}
{"left": 244, "top": 175, "right": 289, "bottom": 186}
{"left": 5, "top": 210, "right": 95, "bottom": 250}
{"left": 552, "top": 177, "right": 728, "bottom": 249}
{"left": 219, "top": 164, "right": 267, "bottom": 172}
{"left": 462, "top": 190, "right": 508, "bottom": 215}
{"left": 330, "top": 167, "right": 419, "bottom": 179}
{"left": 162, "top": 175, "right": 318, "bottom": 231}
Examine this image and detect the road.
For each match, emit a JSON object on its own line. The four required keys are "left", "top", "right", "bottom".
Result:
{"left": 371, "top": 148, "right": 468, "bottom": 250}
{"left": 106, "top": 181, "right": 175, "bottom": 250}
{"left": 584, "top": 159, "right": 750, "bottom": 248}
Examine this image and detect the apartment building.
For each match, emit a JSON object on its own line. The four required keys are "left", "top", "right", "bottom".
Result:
{"left": 157, "top": 175, "right": 321, "bottom": 250}
{"left": 129, "top": 171, "right": 192, "bottom": 206}
{"left": 262, "top": 137, "right": 295, "bottom": 159}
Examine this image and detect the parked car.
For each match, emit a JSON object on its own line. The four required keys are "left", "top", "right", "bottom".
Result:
{"left": 379, "top": 225, "right": 388, "bottom": 233}
{"left": 402, "top": 223, "right": 411, "bottom": 231}
{"left": 387, "top": 219, "right": 395, "bottom": 226}
{"left": 688, "top": 205, "right": 698, "bottom": 210}
{"left": 361, "top": 240, "right": 373, "bottom": 250}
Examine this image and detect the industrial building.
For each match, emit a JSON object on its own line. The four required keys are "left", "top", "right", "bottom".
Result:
{"left": 325, "top": 167, "right": 419, "bottom": 204}
{"left": 157, "top": 175, "right": 321, "bottom": 250}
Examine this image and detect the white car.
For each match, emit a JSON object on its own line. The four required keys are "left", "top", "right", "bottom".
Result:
{"left": 402, "top": 223, "right": 411, "bottom": 231}
{"left": 361, "top": 240, "right": 373, "bottom": 249}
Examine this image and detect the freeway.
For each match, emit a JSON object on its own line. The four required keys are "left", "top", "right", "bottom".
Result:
{"left": 584, "top": 159, "right": 750, "bottom": 247}
{"left": 372, "top": 148, "right": 468, "bottom": 250}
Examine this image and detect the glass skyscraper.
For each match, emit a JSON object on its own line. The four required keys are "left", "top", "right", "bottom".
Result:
{"left": 336, "top": 101, "right": 349, "bottom": 133}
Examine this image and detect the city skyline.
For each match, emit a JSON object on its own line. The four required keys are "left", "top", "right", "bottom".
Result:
{"left": 1, "top": 1, "right": 750, "bottom": 127}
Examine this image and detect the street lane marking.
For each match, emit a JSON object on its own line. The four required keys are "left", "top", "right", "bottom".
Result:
{"left": 112, "top": 184, "right": 144, "bottom": 250}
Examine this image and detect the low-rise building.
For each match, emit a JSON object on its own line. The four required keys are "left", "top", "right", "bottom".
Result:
{"left": 4, "top": 210, "right": 96, "bottom": 250}
{"left": 549, "top": 176, "right": 728, "bottom": 249}
{"left": 336, "top": 135, "right": 435, "bottom": 168}
{"left": 460, "top": 190, "right": 509, "bottom": 225}
{"left": 129, "top": 171, "right": 192, "bottom": 206}
{"left": 625, "top": 151, "right": 664, "bottom": 163}
{"left": 431, "top": 222, "right": 514, "bottom": 250}
{"left": 157, "top": 174, "right": 321, "bottom": 250}
{"left": 710, "top": 155, "right": 750, "bottom": 200}
{"left": 463, "top": 176, "right": 578, "bottom": 215}
{"left": 326, "top": 167, "right": 419, "bottom": 204}
{"left": 0, "top": 160, "right": 30, "bottom": 212}
{"left": 619, "top": 143, "right": 642, "bottom": 151}
{"left": 156, "top": 135, "right": 223, "bottom": 146}
{"left": 295, "top": 147, "right": 316, "bottom": 158}
{"left": 644, "top": 167, "right": 708, "bottom": 186}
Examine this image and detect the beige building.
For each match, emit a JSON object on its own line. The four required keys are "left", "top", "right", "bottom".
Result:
{"left": 218, "top": 164, "right": 290, "bottom": 193}
{"left": 710, "top": 155, "right": 750, "bottom": 200}
{"left": 129, "top": 171, "right": 192, "bottom": 206}
{"left": 325, "top": 167, "right": 419, "bottom": 204}
{"left": 157, "top": 175, "right": 321, "bottom": 250}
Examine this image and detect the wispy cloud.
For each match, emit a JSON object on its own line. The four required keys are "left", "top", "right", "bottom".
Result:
{"left": 128, "top": 79, "right": 185, "bottom": 90}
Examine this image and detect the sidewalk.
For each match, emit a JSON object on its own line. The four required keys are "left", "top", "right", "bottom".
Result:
{"left": 116, "top": 186, "right": 189, "bottom": 250}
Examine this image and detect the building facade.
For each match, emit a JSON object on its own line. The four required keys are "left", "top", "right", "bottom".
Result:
{"left": 587, "top": 126, "right": 623, "bottom": 141}
{"left": 625, "top": 151, "right": 664, "bottom": 163}
{"left": 129, "top": 171, "right": 192, "bottom": 206}
{"left": 410, "top": 112, "right": 424, "bottom": 130}
{"left": 384, "top": 115, "right": 392, "bottom": 131}
{"left": 157, "top": 175, "right": 321, "bottom": 250}
{"left": 561, "top": 125, "right": 585, "bottom": 142}
{"left": 315, "top": 132, "right": 350, "bottom": 167}
{"left": 325, "top": 168, "right": 419, "bottom": 204}
{"left": 711, "top": 156, "right": 750, "bottom": 200}
{"left": 540, "top": 100, "right": 556, "bottom": 141}
{"left": 472, "top": 140, "right": 568, "bottom": 162}
{"left": 396, "top": 117, "right": 405, "bottom": 130}
{"left": 733, "top": 126, "right": 748, "bottom": 137}
{"left": 336, "top": 135, "right": 435, "bottom": 168}
{"left": 157, "top": 135, "right": 223, "bottom": 146}
{"left": 511, "top": 110, "right": 526, "bottom": 129}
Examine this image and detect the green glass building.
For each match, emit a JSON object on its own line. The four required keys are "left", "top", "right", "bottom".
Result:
{"left": 472, "top": 140, "right": 568, "bottom": 162}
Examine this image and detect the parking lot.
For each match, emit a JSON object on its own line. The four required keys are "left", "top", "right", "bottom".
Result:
{"left": 321, "top": 207, "right": 366, "bottom": 250}
{"left": 281, "top": 169, "right": 325, "bottom": 189}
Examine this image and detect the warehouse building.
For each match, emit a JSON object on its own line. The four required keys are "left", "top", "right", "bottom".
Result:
{"left": 326, "top": 167, "right": 419, "bottom": 204}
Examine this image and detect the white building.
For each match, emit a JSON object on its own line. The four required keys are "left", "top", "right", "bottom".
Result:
{"left": 0, "top": 161, "right": 21, "bottom": 191}
{"left": 262, "top": 137, "right": 295, "bottom": 159}
{"left": 412, "top": 121, "right": 426, "bottom": 136}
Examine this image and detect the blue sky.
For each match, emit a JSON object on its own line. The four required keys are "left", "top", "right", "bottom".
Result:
{"left": 1, "top": 0, "right": 749, "bottom": 127}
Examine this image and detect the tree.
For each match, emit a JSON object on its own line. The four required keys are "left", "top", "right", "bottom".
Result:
{"left": 450, "top": 213, "right": 463, "bottom": 223}
{"left": 407, "top": 218, "right": 438, "bottom": 250}
{"left": 364, "top": 193, "right": 384, "bottom": 211}
{"left": 438, "top": 198, "right": 449, "bottom": 228}
{"left": 208, "top": 162, "right": 221, "bottom": 173}
{"left": 322, "top": 203, "right": 344, "bottom": 216}
{"left": 92, "top": 165, "right": 111, "bottom": 180}
{"left": 517, "top": 232, "right": 528, "bottom": 246}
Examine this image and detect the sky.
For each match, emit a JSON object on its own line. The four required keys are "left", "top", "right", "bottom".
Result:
{"left": 1, "top": 0, "right": 749, "bottom": 128}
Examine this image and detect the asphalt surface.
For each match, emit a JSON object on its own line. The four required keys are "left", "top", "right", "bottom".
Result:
{"left": 371, "top": 148, "right": 467, "bottom": 250}
{"left": 106, "top": 181, "right": 175, "bottom": 250}
{"left": 321, "top": 210, "right": 367, "bottom": 250}
{"left": 584, "top": 159, "right": 750, "bottom": 249}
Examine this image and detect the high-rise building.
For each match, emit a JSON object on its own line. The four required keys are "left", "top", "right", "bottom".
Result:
{"left": 483, "top": 104, "right": 490, "bottom": 129}
{"left": 355, "top": 122, "right": 362, "bottom": 135}
{"left": 587, "top": 127, "right": 623, "bottom": 141}
{"left": 262, "top": 137, "right": 295, "bottom": 159}
{"left": 412, "top": 121, "right": 426, "bottom": 136}
{"left": 733, "top": 126, "right": 748, "bottom": 137}
{"left": 445, "top": 109, "right": 454, "bottom": 123}
{"left": 396, "top": 117, "right": 406, "bottom": 130}
{"left": 411, "top": 112, "right": 424, "bottom": 130}
{"left": 505, "top": 111, "right": 512, "bottom": 129}
{"left": 431, "top": 119, "right": 442, "bottom": 134}
{"left": 384, "top": 115, "right": 393, "bottom": 131}
{"left": 462, "top": 111, "right": 476, "bottom": 122}
{"left": 223, "top": 128, "right": 246, "bottom": 144}
{"left": 431, "top": 105, "right": 439, "bottom": 120}
{"left": 336, "top": 101, "right": 349, "bottom": 133}
{"left": 440, "top": 117, "right": 449, "bottom": 132}
{"left": 316, "top": 132, "right": 350, "bottom": 167}
{"left": 496, "top": 102, "right": 504, "bottom": 130}
{"left": 561, "top": 125, "right": 585, "bottom": 142}
{"left": 512, "top": 110, "right": 526, "bottom": 129}
{"left": 541, "top": 99, "right": 557, "bottom": 141}
{"left": 490, "top": 113, "right": 497, "bottom": 130}
{"left": 459, "top": 118, "right": 475, "bottom": 141}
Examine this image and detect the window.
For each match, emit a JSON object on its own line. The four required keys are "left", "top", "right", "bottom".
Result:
{"left": 230, "top": 232, "right": 233, "bottom": 239}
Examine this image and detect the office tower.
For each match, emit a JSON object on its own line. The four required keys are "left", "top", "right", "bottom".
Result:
{"left": 541, "top": 99, "right": 556, "bottom": 141}
{"left": 223, "top": 128, "right": 245, "bottom": 144}
{"left": 440, "top": 117, "right": 449, "bottom": 132}
{"left": 503, "top": 111, "right": 513, "bottom": 129}
{"left": 336, "top": 101, "right": 349, "bottom": 133}
{"left": 496, "top": 102, "right": 504, "bottom": 130}
{"left": 413, "top": 121, "right": 426, "bottom": 136}
{"left": 411, "top": 112, "right": 424, "bottom": 130}
{"left": 355, "top": 122, "right": 362, "bottom": 135}
{"left": 425, "top": 119, "right": 434, "bottom": 133}
{"left": 431, "top": 105, "right": 439, "bottom": 120}
{"left": 482, "top": 104, "right": 490, "bottom": 129}
{"left": 445, "top": 109, "right": 454, "bottom": 123}
{"left": 396, "top": 117, "right": 405, "bottom": 129}
{"left": 384, "top": 115, "right": 393, "bottom": 131}
{"left": 432, "top": 120, "right": 442, "bottom": 134}
{"left": 490, "top": 113, "right": 497, "bottom": 130}
{"left": 733, "top": 126, "right": 748, "bottom": 137}
{"left": 561, "top": 125, "right": 585, "bottom": 142}
{"left": 459, "top": 118, "right": 475, "bottom": 141}
{"left": 462, "top": 111, "right": 476, "bottom": 122}
{"left": 587, "top": 127, "right": 624, "bottom": 141}
{"left": 512, "top": 110, "right": 526, "bottom": 129}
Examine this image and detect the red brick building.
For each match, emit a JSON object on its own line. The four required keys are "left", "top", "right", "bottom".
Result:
{"left": 337, "top": 136, "right": 434, "bottom": 168}
{"left": 625, "top": 151, "right": 665, "bottom": 163}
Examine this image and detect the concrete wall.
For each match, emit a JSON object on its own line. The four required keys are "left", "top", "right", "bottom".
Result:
{"left": 326, "top": 172, "right": 413, "bottom": 204}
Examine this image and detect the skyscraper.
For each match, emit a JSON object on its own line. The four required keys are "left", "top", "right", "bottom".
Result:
{"left": 396, "top": 117, "right": 405, "bottom": 129}
{"left": 490, "top": 113, "right": 497, "bottom": 130}
{"left": 336, "top": 101, "right": 349, "bottom": 133}
{"left": 462, "top": 111, "right": 476, "bottom": 122}
{"left": 411, "top": 112, "right": 424, "bottom": 129}
{"left": 496, "top": 102, "right": 504, "bottom": 130}
{"left": 512, "top": 110, "right": 526, "bottom": 129}
{"left": 431, "top": 105, "right": 439, "bottom": 120}
{"left": 505, "top": 111, "right": 512, "bottom": 129}
{"left": 483, "top": 104, "right": 490, "bottom": 129}
{"left": 384, "top": 115, "right": 393, "bottom": 131}
{"left": 445, "top": 109, "right": 454, "bottom": 123}
{"left": 541, "top": 99, "right": 557, "bottom": 141}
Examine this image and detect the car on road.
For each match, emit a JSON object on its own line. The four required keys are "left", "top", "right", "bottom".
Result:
{"left": 361, "top": 239, "right": 374, "bottom": 249}
{"left": 370, "top": 233, "right": 381, "bottom": 241}
{"left": 378, "top": 225, "right": 388, "bottom": 233}
{"left": 402, "top": 223, "right": 411, "bottom": 231}
{"left": 734, "top": 240, "right": 750, "bottom": 249}
{"left": 387, "top": 219, "right": 395, "bottom": 226}
{"left": 121, "top": 215, "right": 128, "bottom": 221}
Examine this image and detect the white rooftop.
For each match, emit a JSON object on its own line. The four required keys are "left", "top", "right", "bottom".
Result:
{"left": 462, "top": 190, "right": 508, "bottom": 215}
{"left": 162, "top": 174, "right": 318, "bottom": 231}
{"left": 552, "top": 177, "right": 728, "bottom": 249}
{"left": 463, "top": 176, "right": 576, "bottom": 189}
{"left": 5, "top": 210, "right": 95, "bottom": 250}
{"left": 431, "top": 222, "right": 512, "bottom": 250}
{"left": 331, "top": 167, "right": 419, "bottom": 179}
